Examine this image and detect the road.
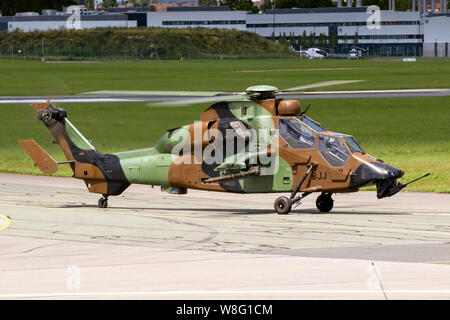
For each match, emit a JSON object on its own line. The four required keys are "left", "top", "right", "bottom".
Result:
{"left": 0, "top": 173, "right": 450, "bottom": 299}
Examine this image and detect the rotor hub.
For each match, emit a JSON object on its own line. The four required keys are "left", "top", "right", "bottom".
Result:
{"left": 245, "top": 85, "right": 279, "bottom": 100}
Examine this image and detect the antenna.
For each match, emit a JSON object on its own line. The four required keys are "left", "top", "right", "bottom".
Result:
{"left": 399, "top": 173, "right": 430, "bottom": 189}
{"left": 300, "top": 104, "right": 311, "bottom": 116}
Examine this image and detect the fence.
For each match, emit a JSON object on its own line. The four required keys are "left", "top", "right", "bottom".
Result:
{"left": 0, "top": 43, "right": 293, "bottom": 61}
{"left": 0, "top": 44, "right": 425, "bottom": 62}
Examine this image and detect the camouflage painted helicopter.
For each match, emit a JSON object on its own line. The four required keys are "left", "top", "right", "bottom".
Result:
{"left": 19, "top": 82, "right": 429, "bottom": 214}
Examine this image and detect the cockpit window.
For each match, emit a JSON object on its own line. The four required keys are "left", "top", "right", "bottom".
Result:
{"left": 279, "top": 118, "right": 315, "bottom": 149}
{"left": 344, "top": 136, "right": 365, "bottom": 153}
{"left": 298, "top": 117, "right": 326, "bottom": 132}
{"left": 318, "top": 135, "right": 350, "bottom": 167}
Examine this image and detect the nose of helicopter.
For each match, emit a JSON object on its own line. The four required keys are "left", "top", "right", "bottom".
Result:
{"left": 349, "top": 161, "right": 404, "bottom": 189}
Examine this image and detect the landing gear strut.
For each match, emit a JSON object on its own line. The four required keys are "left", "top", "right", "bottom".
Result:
{"left": 274, "top": 164, "right": 315, "bottom": 215}
{"left": 98, "top": 195, "right": 108, "bottom": 208}
{"left": 274, "top": 191, "right": 311, "bottom": 215}
{"left": 316, "top": 193, "right": 333, "bottom": 213}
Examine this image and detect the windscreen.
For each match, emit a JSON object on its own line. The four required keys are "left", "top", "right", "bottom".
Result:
{"left": 318, "top": 135, "right": 350, "bottom": 167}
{"left": 279, "top": 118, "right": 315, "bottom": 149}
{"left": 344, "top": 136, "right": 365, "bottom": 153}
{"left": 298, "top": 117, "right": 326, "bottom": 132}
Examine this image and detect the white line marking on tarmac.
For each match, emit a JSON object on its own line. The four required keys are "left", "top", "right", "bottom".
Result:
{"left": 2, "top": 290, "right": 450, "bottom": 299}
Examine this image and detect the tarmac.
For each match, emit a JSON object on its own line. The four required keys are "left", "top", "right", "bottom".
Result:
{"left": 1, "top": 173, "right": 450, "bottom": 299}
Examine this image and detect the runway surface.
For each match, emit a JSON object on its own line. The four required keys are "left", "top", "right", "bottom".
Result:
{"left": 1, "top": 173, "right": 450, "bottom": 299}
{"left": 1, "top": 88, "right": 450, "bottom": 104}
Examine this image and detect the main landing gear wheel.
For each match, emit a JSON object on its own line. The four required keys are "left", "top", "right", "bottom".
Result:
{"left": 98, "top": 195, "right": 108, "bottom": 208}
{"left": 274, "top": 196, "right": 292, "bottom": 215}
{"left": 316, "top": 193, "right": 333, "bottom": 213}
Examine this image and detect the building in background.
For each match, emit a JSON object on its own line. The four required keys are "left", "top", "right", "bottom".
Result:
{"left": 0, "top": 1, "right": 448, "bottom": 57}
{"left": 247, "top": 7, "right": 423, "bottom": 56}
{"left": 147, "top": 6, "right": 246, "bottom": 30}
{"left": 423, "top": 14, "right": 450, "bottom": 57}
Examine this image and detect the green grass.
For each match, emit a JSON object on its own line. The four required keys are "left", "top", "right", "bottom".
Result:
{"left": 305, "top": 97, "right": 450, "bottom": 193}
{"left": 0, "top": 58, "right": 450, "bottom": 96}
{"left": 0, "top": 59, "right": 449, "bottom": 193}
{"left": 1, "top": 96, "right": 449, "bottom": 193}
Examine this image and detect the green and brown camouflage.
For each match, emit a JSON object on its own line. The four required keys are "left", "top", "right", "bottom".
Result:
{"left": 20, "top": 89, "right": 425, "bottom": 213}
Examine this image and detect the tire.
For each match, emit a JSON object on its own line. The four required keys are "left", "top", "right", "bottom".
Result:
{"left": 316, "top": 193, "right": 333, "bottom": 213}
{"left": 98, "top": 197, "right": 108, "bottom": 208}
{"left": 274, "top": 196, "right": 292, "bottom": 215}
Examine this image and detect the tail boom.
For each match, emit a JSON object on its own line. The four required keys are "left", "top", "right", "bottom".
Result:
{"left": 22, "top": 101, "right": 130, "bottom": 196}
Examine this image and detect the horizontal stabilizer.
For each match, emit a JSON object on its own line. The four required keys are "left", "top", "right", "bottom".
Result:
{"left": 18, "top": 139, "right": 58, "bottom": 175}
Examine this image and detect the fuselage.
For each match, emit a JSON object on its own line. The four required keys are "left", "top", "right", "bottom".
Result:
{"left": 24, "top": 100, "right": 410, "bottom": 211}
{"left": 301, "top": 48, "right": 328, "bottom": 59}
{"left": 111, "top": 98, "right": 403, "bottom": 195}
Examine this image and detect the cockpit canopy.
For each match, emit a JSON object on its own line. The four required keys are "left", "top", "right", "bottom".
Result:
{"left": 279, "top": 117, "right": 365, "bottom": 167}
{"left": 316, "top": 49, "right": 328, "bottom": 56}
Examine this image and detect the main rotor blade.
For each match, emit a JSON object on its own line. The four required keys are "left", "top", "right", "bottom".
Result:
{"left": 280, "top": 80, "right": 365, "bottom": 92}
{"left": 82, "top": 90, "right": 225, "bottom": 97}
{"left": 147, "top": 94, "right": 249, "bottom": 107}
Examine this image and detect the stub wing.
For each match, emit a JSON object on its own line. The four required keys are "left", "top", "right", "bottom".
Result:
{"left": 18, "top": 139, "right": 58, "bottom": 175}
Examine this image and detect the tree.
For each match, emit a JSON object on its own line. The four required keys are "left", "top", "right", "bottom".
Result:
{"left": 102, "top": 0, "right": 118, "bottom": 8}
{"left": 300, "top": 30, "right": 308, "bottom": 49}
{"left": 342, "top": 33, "right": 348, "bottom": 50}
{"left": 308, "top": 32, "right": 316, "bottom": 48}
{"left": 199, "top": 0, "right": 218, "bottom": 5}
{"left": 278, "top": 32, "right": 288, "bottom": 45}
{"left": 318, "top": 33, "right": 327, "bottom": 48}
{"left": 220, "top": 0, "right": 259, "bottom": 13}
{"left": 362, "top": 0, "right": 388, "bottom": 10}
{"left": 274, "top": 0, "right": 335, "bottom": 9}
{"left": 261, "top": 0, "right": 274, "bottom": 12}
{"left": 289, "top": 32, "right": 295, "bottom": 46}
{"left": 353, "top": 32, "right": 359, "bottom": 48}
{"left": 139, "top": 0, "right": 149, "bottom": 6}
{"left": 0, "top": 0, "right": 76, "bottom": 16}
{"left": 328, "top": 32, "right": 337, "bottom": 51}
{"left": 395, "top": 0, "right": 413, "bottom": 10}
{"left": 86, "top": 0, "right": 95, "bottom": 10}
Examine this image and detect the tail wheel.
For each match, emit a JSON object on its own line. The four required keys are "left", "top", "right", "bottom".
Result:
{"left": 274, "top": 196, "right": 292, "bottom": 215}
{"left": 316, "top": 193, "right": 333, "bottom": 213}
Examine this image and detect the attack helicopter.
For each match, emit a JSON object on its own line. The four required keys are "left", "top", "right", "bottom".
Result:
{"left": 19, "top": 81, "right": 429, "bottom": 214}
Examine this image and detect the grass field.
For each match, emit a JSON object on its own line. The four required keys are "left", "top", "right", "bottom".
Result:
{"left": 0, "top": 58, "right": 449, "bottom": 193}
{"left": 0, "top": 58, "right": 450, "bottom": 96}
